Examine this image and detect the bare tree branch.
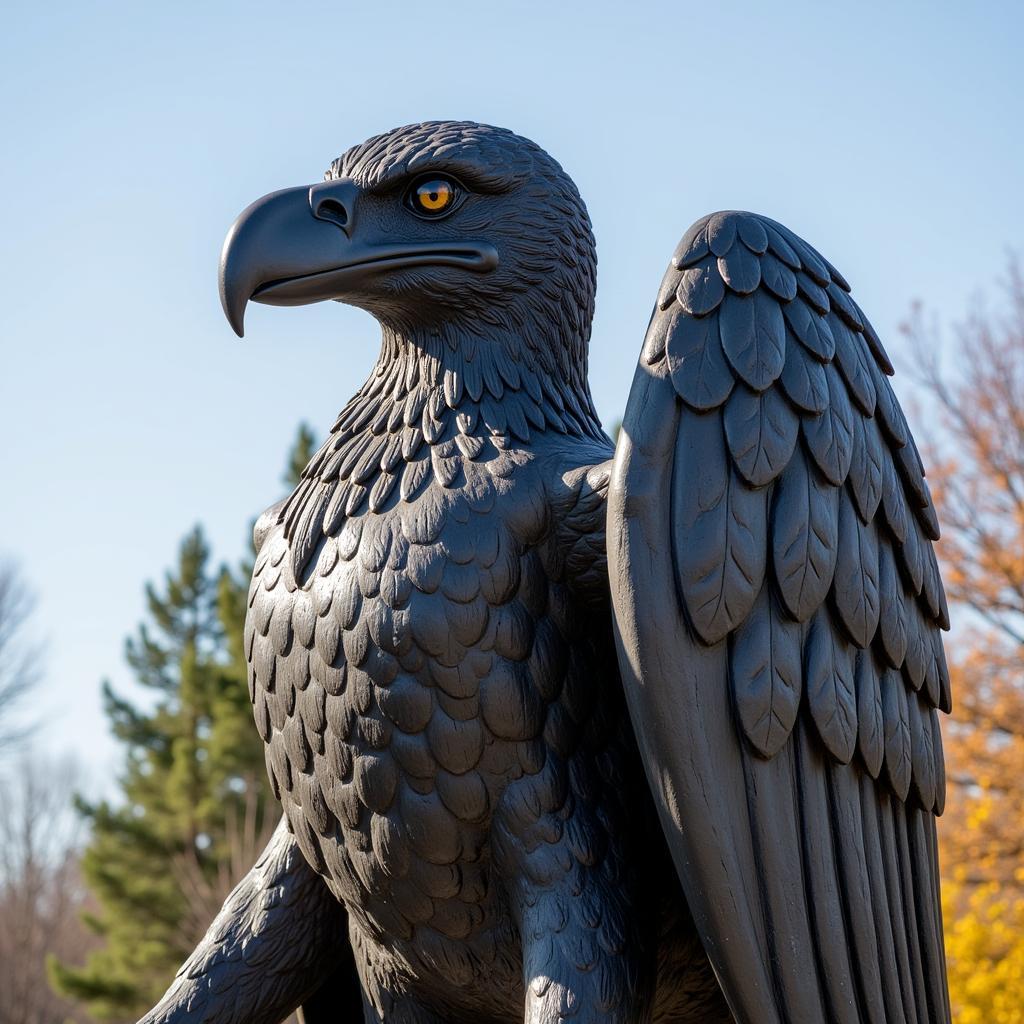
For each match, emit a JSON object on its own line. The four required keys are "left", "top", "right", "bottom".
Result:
{"left": 0, "top": 560, "right": 41, "bottom": 752}
{"left": 169, "top": 775, "right": 278, "bottom": 949}
{"left": 0, "top": 757, "right": 94, "bottom": 1024}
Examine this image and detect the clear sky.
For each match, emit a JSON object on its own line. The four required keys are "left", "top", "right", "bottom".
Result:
{"left": 2, "top": 1, "right": 1022, "bottom": 789}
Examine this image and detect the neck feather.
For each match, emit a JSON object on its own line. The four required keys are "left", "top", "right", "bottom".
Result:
{"left": 277, "top": 321, "right": 604, "bottom": 576}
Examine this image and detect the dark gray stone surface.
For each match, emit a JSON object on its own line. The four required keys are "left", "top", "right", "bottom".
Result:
{"left": 139, "top": 122, "right": 951, "bottom": 1024}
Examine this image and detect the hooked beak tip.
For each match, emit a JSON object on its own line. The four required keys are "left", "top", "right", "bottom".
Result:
{"left": 220, "top": 290, "right": 247, "bottom": 338}
{"left": 219, "top": 258, "right": 248, "bottom": 338}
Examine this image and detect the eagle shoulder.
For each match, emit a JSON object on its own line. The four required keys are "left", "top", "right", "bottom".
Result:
{"left": 254, "top": 499, "right": 287, "bottom": 552}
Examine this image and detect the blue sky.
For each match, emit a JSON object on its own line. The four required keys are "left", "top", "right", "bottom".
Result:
{"left": 2, "top": 0, "right": 1022, "bottom": 787}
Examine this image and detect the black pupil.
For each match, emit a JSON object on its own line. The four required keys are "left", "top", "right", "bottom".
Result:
{"left": 416, "top": 180, "right": 451, "bottom": 211}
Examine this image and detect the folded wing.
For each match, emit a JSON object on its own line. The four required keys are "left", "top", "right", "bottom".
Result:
{"left": 608, "top": 211, "right": 951, "bottom": 1023}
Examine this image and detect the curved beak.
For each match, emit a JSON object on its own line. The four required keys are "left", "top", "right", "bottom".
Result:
{"left": 218, "top": 180, "right": 499, "bottom": 337}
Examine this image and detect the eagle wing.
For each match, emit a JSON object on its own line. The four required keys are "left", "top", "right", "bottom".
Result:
{"left": 607, "top": 211, "right": 951, "bottom": 1024}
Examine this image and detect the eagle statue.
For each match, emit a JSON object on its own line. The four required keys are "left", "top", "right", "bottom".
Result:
{"left": 141, "top": 121, "right": 952, "bottom": 1024}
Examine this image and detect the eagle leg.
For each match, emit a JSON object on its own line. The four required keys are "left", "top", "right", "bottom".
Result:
{"left": 516, "top": 837, "right": 653, "bottom": 1024}
{"left": 493, "top": 734, "right": 654, "bottom": 1023}
{"left": 138, "top": 816, "right": 361, "bottom": 1024}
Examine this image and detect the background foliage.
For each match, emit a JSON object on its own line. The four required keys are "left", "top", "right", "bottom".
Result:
{"left": 904, "top": 262, "right": 1024, "bottom": 1021}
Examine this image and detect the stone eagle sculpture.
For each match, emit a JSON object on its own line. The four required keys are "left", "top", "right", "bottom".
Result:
{"left": 141, "top": 121, "right": 951, "bottom": 1024}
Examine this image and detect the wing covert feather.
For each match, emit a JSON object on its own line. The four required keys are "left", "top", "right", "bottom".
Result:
{"left": 609, "top": 211, "right": 951, "bottom": 1023}
{"left": 731, "top": 585, "right": 802, "bottom": 758}
{"left": 771, "top": 449, "right": 839, "bottom": 621}
{"left": 673, "top": 408, "right": 767, "bottom": 644}
{"left": 856, "top": 649, "right": 885, "bottom": 780}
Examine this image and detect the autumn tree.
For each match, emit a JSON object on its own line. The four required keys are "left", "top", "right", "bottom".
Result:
{"left": 904, "top": 258, "right": 1024, "bottom": 1022}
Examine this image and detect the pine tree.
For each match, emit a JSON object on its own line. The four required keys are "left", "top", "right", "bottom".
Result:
{"left": 52, "top": 426, "right": 315, "bottom": 1021}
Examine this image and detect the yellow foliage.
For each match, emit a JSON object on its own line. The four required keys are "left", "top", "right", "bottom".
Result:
{"left": 943, "top": 880, "right": 1024, "bottom": 1023}
{"left": 940, "top": 675, "right": 1024, "bottom": 1018}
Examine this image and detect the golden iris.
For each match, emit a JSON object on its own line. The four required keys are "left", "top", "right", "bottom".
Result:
{"left": 413, "top": 178, "right": 455, "bottom": 214}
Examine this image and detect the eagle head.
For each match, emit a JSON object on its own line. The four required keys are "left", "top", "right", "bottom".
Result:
{"left": 219, "top": 122, "right": 596, "bottom": 363}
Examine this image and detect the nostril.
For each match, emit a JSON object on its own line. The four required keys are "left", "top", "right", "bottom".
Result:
{"left": 315, "top": 198, "right": 348, "bottom": 229}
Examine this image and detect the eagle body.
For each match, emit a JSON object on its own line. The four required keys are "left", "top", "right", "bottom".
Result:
{"left": 247, "top": 346, "right": 725, "bottom": 1021}
{"left": 142, "top": 122, "right": 953, "bottom": 1024}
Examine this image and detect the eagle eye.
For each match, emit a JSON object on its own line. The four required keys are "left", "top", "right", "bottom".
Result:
{"left": 407, "top": 176, "right": 460, "bottom": 218}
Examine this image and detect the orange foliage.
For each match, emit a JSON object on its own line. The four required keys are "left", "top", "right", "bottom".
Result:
{"left": 905, "top": 259, "right": 1024, "bottom": 1018}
